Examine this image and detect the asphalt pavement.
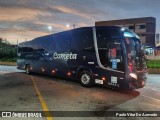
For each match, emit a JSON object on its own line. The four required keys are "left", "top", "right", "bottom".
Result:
{"left": 0, "top": 65, "right": 160, "bottom": 120}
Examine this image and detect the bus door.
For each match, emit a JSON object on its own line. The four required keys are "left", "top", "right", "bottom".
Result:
{"left": 107, "top": 39, "right": 124, "bottom": 71}
{"left": 106, "top": 39, "right": 125, "bottom": 87}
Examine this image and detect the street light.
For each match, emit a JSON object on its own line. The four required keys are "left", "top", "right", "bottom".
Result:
{"left": 66, "top": 24, "right": 70, "bottom": 29}
{"left": 48, "top": 26, "right": 52, "bottom": 34}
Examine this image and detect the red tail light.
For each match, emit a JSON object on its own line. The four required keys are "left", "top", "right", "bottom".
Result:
{"left": 129, "top": 66, "right": 133, "bottom": 72}
{"left": 125, "top": 38, "right": 129, "bottom": 44}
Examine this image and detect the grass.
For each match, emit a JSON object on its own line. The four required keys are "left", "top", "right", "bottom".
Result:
{"left": 0, "top": 58, "right": 16, "bottom": 62}
{"left": 0, "top": 58, "right": 16, "bottom": 66}
{"left": 145, "top": 59, "right": 160, "bottom": 74}
{"left": 147, "top": 59, "right": 160, "bottom": 68}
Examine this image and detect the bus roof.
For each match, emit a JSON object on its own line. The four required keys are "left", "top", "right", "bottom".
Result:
{"left": 19, "top": 26, "right": 123, "bottom": 46}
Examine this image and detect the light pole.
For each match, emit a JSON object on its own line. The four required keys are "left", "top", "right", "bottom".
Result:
{"left": 48, "top": 26, "right": 52, "bottom": 34}
{"left": 73, "top": 24, "right": 75, "bottom": 29}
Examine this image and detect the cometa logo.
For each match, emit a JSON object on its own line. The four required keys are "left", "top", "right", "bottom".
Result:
{"left": 53, "top": 52, "right": 77, "bottom": 59}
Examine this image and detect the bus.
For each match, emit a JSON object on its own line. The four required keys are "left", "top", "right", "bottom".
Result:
{"left": 17, "top": 26, "right": 147, "bottom": 89}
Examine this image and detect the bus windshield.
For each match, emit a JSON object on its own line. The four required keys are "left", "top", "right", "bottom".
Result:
{"left": 96, "top": 27, "right": 147, "bottom": 72}
{"left": 123, "top": 29, "right": 147, "bottom": 71}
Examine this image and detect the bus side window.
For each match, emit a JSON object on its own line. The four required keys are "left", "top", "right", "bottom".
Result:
{"left": 98, "top": 48, "right": 108, "bottom": 66}
{"left": 33, "top": 52, "right": 43, "bottom": 60}
{"left": 25, "top": 53, "right": 34, "bottom": 60}
{"left": 107, "top": 40, "right": 124, "bottom": 71}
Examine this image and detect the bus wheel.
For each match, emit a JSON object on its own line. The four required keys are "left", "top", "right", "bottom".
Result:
{"left": 26, "top": 65, "right": 31, "bottom": 75}
{"left": 79, "top": 71, "right": 93, "bottom": 87}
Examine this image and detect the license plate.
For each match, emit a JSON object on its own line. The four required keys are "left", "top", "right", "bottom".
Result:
{"left": 111, "top": 76, "right": 117, "bottom": 83}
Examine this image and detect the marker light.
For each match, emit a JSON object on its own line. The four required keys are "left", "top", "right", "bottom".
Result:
{"left": 30, "top": 66, "right": 33, "bottom": 70}
{"left": 67, "top": 72, "right": 71, "bottom": 76}
{"left": 52, "top": 70, "right": 56, "bottom": 74}
{"left": 125, "top": 38, "right": 130, "bottom": 44}
{"left": 41, "top": 68, "right": 45, "bottom": 72}
{"left": 129, "top": 73, "right": 137, "bottom": 80}
{"left": 128, "top": 62, "right": 133, "bottom": 72}
{"left": 102, "top": 77, "right": 106, "bottom": 81}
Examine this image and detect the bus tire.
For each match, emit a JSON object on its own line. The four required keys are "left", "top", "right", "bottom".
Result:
{"left": 26, "top": 65, "right": 31, "bottom": 75}
{"left": 79, "top": 71, "right": 93, "bottom": 87}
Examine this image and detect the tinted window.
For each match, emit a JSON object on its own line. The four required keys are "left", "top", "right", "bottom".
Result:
{"left": 18, "top": 47, "right": 33, "bottom": 52}
{"left": 33, "top": 52, "right": 44, "bottom": 60}
{"left": 96, "top": 27, "right": 121, "bottom": 48}
{"left": 129, "top": 26, "right": 134, "bottom": 29}
{"left": 141, "top": 34, "right": 146, "bottom": 37}
{"left": 25, "top": 53, "right": 34, "bottom": 60}
{"left": 123, "top": 29, "right": 140, "bottom": 39}
{"left": 139, "top": 25, "right": 145, "bottom": 29}
{"left": 96, "top": 27, "right": 124, "bottom": 71}
{"left": 125, "top": 38, "right": 141, "bottom": 61}
{"left": 72, "top": 28, "right": 94, "bottom": 52}
{"left": 34, "top": 36, "right": 56, "bottom": 52}
{"left": 107, "top": 40, "right": 124, "bottom": 71}
{"left": 18, "top": 52, "right": 33, "bottom": 59}
{"left": 54, "top": 32, "right": 73, "bottom": 52}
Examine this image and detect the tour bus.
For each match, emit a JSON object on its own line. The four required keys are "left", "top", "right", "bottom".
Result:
{"left": 17, "top": 26, "right": 147, "bottom": 89}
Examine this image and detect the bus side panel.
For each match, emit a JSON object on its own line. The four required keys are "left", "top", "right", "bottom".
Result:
{"left": 48, "top": 27, "right": 96, "bottom": 79}
{"left": 17, "top": 27, "right": 98, "bottom": 82}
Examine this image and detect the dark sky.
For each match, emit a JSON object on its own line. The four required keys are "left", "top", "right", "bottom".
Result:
{"left": 0, "top": 0, "right": 160, "bottom": 44}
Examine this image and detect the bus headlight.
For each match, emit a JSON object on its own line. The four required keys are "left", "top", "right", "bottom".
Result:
{"left": 129, "top": 73, "right": 137, "bottom": 80}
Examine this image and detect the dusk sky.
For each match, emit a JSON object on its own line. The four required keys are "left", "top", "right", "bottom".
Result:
{"left": 0, "top": 0, "right": 160, "bottom": 44}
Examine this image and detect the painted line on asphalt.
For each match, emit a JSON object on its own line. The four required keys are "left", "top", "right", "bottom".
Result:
{"left": 141, "top": 95, "right": 160, "bottom": 102}
{"left": 152, "top": 88, "right": 160, "bottom": 92}
{"left": 144, "top": 86, "right": 160, "bottom": 92}
{"left": 31, "top": 76, "right": 53, "bottom": 120}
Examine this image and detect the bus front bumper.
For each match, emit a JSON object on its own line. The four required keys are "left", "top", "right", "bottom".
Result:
{"left": 129, "top": 72, "right": 147, "bottom": 89}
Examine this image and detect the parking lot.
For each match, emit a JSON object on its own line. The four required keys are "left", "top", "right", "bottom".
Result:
{"left": 0, "top": 65, "right": 160, "bottom": 120}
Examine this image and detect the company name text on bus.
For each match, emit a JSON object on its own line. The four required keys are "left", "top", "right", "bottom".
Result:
{"left": 53, "top": 52, "right": 77, "bottom": 60}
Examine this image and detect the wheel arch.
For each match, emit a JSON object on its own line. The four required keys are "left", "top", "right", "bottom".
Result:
{"left": 76, "top": 67, "right": 93, "bottom": 80}
{"left": 25, "top": 63, "right": 30, "bottom": 70}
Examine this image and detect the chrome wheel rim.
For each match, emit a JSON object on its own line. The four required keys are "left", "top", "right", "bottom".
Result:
{"left": 26, "top": 67, "right": 29, "bottom": 74}
{"left": 81, "top": 74, "right": 90, "bottom": 85}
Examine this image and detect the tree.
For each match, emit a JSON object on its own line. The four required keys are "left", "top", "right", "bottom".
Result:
{"left": 0, "top": 38, "right": 17, "bottom": 60}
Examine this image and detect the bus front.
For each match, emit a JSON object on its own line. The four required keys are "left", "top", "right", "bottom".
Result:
{"left": 122, "top": 28, "right": 147, "bottom": 89}
{"left": 95, "top": 26, "right": 147, "bottom": 89}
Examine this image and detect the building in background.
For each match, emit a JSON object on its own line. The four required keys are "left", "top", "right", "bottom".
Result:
{"left": 156, "top": 33, "right": 160, "bottom": 45}
{"left": 95, "top": 17, "right": 156, "bottom": 47}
